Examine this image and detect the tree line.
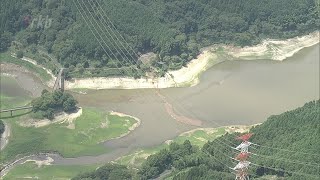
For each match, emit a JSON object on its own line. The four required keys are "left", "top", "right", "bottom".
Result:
{"left": 1, "top": 0, "right": 319, "bottom": 77}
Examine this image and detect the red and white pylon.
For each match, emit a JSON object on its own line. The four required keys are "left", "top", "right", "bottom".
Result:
{"left": 232, "top": 133, "right": 253, "bottom": 180}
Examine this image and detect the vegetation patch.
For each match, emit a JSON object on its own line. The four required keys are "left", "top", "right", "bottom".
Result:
{"left": 1, "top": 101, "right": 139, "bottom": 163}
{"left": 31, "top": 90, "right": 78, "bottom": 120}
{"left": 72, "top": 164, "right": 132, "bottom": 180}
{"left": 115, "top": 127, "right": 228, "bottom": 168}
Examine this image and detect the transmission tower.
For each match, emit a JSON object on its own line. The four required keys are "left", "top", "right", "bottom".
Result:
{"left": 232, "top": 133, "right": 253, "bottom": 180}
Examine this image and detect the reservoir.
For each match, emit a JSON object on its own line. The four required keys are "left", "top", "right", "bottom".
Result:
{"left": 1, "top": 44, "right": 319, "bottom": 165}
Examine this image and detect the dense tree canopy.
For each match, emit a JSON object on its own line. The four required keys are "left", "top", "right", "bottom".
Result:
{"left": 31, "top": 90, "right": 78, "bottom": 119}
{"left": 72, "top": 100, "right": 320, "bottom": 179}
{"left": 72, "top": 164, "right": 132, "bottom": 180}
{"left": 1, "top": 0, "right": 319, "bottom": 77}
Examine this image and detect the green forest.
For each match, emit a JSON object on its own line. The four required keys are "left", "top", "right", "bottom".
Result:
{"left": 72, "top": 100, "right": 320, "bottom": 180}
{"left": 1, "top": 0, "right": 319, "bottom": 77}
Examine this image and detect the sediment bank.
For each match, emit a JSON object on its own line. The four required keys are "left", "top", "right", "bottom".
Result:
{"left": 65, "top": 31, "right": 319, "bottom": 89}
{"left": 2, "top": 32, "right": 318, "bottom": 90}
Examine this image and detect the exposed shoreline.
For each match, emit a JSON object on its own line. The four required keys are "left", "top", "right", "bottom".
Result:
{"left": 8, "top": 55, "right": 56, "bottom": 87}
{"left": 18, "top": 107, "right": 83, "bottom": 129}
{"left": 65, "top": 50, "right": 217, "bottom": 90}
{"left": 2, "top": 31, "right": 319, "bottom": 91}
{"left": 226, "top": 31, "right": 320, "bottom": 61}
{"left": 65, "top": 31, "right": 319, "bottom": 90}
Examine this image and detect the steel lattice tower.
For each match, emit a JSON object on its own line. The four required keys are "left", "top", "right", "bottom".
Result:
{"left": 232, "top": 133, "right": 253, "bottom": 180}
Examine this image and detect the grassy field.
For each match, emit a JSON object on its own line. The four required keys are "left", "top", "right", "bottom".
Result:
{"left": 116, "top": 127, "right": 227, "bottom": 168}
{"left": 0, "top": 52, "right": 52, "bottom": 82}
{"left": 3, "top": 162, "right": 100, "bottom": 180}
{"left": 0, "top": 94, "right": 29, "bottom": 110}
{"left": 1, "top": 108, "right": 138, "bottom": 162}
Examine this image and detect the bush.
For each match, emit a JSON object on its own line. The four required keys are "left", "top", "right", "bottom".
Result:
{"left": 63, "top": 97, "right": 77, "bottom": 112}
{"left": 16, "top": 50, "right": 24, "bottom": 58}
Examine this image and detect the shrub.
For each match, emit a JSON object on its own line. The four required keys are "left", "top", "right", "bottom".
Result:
{"left": 16, "top": 50, "right": 24, "bottom": 58}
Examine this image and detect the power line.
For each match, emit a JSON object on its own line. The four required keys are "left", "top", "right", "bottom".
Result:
{"left": 73, "top": 2, "right": 248, "bottom": 179}
{"left": 251, "top": 143, "right": 320, "bottom": 157}
{"left": 94, "top": 0, "right": 141, "bottom": 60}
{"left": 90, "top": 0, "right": 138, "bottom": 63}
{"left": 233, "top": 147, "right": 320, "bottom": 167}
{"left": 208, "top": 138, "right": 320, "bottom": 179}
{"left": 91, "top": 1, "right": 320, "bottom": 167}
{"left": 73, "top": 1, "right": 320, "bottom": 177}
{"left": 250, "top": 162, "right": 320, "bottom": 179}
{"left": 73, "top": 0, "right": 157, "bottom": 106}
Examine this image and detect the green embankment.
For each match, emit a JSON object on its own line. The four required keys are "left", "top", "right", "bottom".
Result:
{"left": 0, "top": 52, "right": 52, "bottom": 82}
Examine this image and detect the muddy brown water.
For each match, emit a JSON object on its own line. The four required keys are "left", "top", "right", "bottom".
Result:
{"left": 0, "top": 64, "right": 45, "bottom": 98}
{"left": 0, "top": 44, "right": 319, "bottom": 165}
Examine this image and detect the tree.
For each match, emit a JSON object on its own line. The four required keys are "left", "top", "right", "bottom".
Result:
{"left": 0, "top": 31, "right": 12, "bottom": 52}
{"left": 41, "top": 89, "right": 49, "bottom": 95}
{"left": 16, "top": 50, "right": 24, "bottom": 58}
{"left": 83, "top": 61, "right": 89, "bottom": 68}
{"left": 63, "top": 97, "right": 77, "bottom": 112}
{"left": 31, "top": 90, "right": 78, "bottom": 119}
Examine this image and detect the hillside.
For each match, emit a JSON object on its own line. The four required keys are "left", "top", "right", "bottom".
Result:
{"left": 1, "top": 0, "right": 319, "bottom": 77}
{"left": 72, "top": 100, "right": 320, "bottom": 180}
